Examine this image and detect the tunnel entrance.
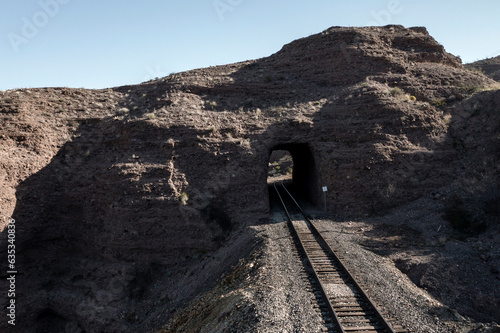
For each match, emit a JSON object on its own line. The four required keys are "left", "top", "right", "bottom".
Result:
{"left": 267, "top": 143, "right": 319, "bottom": 210}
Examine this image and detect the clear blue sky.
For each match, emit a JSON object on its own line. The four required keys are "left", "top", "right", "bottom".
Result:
{"left": 2, "top": 0, "right": 499, "bottom": 91}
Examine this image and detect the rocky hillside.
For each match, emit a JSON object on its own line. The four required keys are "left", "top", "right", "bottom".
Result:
{"left": 466, "top": 55, "right": 500, "bottom": 82}
{"left": 1, "top": 25, "right": 499, "bottom": 332}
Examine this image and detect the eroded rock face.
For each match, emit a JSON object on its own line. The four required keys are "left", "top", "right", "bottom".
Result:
{"left": 1, "top": 25, "right": 498, "bottom": 331}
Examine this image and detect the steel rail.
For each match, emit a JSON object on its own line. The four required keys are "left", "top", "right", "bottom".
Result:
{"left": 276, "top": 181, "right": 401, "bottom": 333}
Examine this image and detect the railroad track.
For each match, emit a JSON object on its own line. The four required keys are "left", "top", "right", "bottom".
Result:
{"left": 274, "top": 181, "right": 406, "bottom": 333}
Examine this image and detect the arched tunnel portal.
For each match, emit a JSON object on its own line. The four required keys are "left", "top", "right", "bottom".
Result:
{"left": 267, "top": 143, "right": 319, "bottom": 210}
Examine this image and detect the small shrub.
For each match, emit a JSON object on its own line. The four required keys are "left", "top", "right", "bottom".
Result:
{"left": 443, "top": 114, "right": 452, "bottom": 124}
{"left": 461, "top": 84, "right": 483, "bottom": 95}
{"left": 180, "top": 192, "right": 189, "bottom": 205}
{"left": 431, "top": 98, "right": 447, "bottom": 107}
{"left": 206, "top": 100, "right": 217, "bottom": 110}
{"left": 466, "top": 66, "right": 485, "bottom": 75}
{"left": 389, "top": 87, "right": 403, "bottom": 96}
{"left": 409, "top": 95, "right": 417, "bottom": 101}
{"left": 382, "top": 184, "right": 396, "bottom": 198}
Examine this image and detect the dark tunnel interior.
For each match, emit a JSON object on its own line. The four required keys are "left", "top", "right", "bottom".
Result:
{"left": 267, "top": 143, "right": 319, "bottom": 211}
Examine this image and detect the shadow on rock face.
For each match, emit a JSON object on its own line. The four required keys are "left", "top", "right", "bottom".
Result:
{"left": 9, "top": 116, "right": 247, "bottom": 332}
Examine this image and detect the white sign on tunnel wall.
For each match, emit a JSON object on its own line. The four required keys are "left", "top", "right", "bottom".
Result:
{"left": 322, "top": 186, "right": 328, "bottom": 213}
